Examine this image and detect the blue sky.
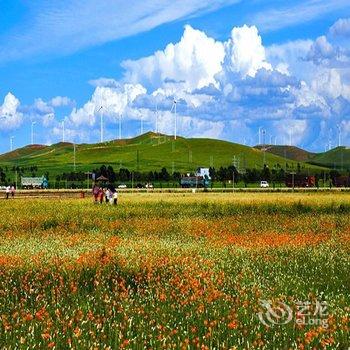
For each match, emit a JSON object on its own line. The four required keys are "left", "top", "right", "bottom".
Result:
{"left": 0, "top": 0, "right": 350, "bottom": 154}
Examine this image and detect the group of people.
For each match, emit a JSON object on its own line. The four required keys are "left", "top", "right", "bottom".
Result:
{"left": 5, "top": 185, "right": 16, "bottom": 199}
{"left": 92, "top": 185, "right": 118, "bottom": 205}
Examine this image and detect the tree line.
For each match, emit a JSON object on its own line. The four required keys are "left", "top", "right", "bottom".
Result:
{"left": 1, "top": 163, "right": 349, "bottom": 187}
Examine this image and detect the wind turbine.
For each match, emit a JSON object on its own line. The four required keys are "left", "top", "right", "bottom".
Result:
{"left": 31, "top": 121, "right": 37, "bottom": 145}
{"left": 262, "top": 129, "right": 266, "bottom": 145}
{"left": 140, "top": 113, "right": 144, "bottom": 135}
{"left": 258, "top": 127, "right": 262, "bottom": 145}
{"left": 170, "top": 98, "right": 177, "bottom": 140}
{"left": 62, "top": 120, "right": 65, "bottom": 142}
{"left": 289, "top": 128, "right": 293, "bottom": 146}
{"left": 155, "top": 104, "right": 159, "bottom": 134}
{"left": 98, "top": 106, "right": 103, "bottom": 143}
{"left": 10, "top": 136, "right": 14, "bottom": 151}
{"left": 117, "top": 114, "right": 122, "bottom": 140}
{"left": 337, "top": 123, "right": 342, "bottom": 147}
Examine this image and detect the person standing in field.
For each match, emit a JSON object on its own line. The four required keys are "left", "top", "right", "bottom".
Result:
{"left": 105, "top": 188, "right": 110, "bottom": 203}
{"left": 5, "top": 185, "right": 10, "bottom": 199}
{"left": 113, "top": 190, "right": 118, "bottom": 205}
{"left": 92, "top": 185, "right": 99, "bottom": 204}
{"left": 98, "top": 187, "right": 104, "bottom": 204}
{"left": 10, "top": 185, "right": 15, "bottom": 198}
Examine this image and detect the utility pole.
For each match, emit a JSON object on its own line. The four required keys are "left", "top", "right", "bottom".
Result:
{"left": 174, "top": 100, "right": 177, "bottom": 140}
{"left": 140, "top": 114, "right": 144, "bottom": 135}
{"left": 284, "top": 149, "right": 287, "bottom": 172}
{"left": 232, "top": 156, "right": 236, "bottom": 192}
{"left": 85, "top": 172, "right": 92, "bottom": 189}
{"left": 73, "top": 143, "right": 76, "bottom": 171}
{"left": 232, "top": 170, "right": 235, "bottom": 192}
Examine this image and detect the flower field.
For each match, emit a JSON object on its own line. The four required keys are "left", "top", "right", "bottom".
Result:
{"left": 0, "top": 192, "right": 349, "bottom": 349}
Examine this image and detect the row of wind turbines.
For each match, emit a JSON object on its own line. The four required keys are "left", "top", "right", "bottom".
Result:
{"left": 1, "top": 100, "right": 345, "bottom": 152}
{"left": 97, "top": 98, "right": 178, "bottom": 143}
{"left": 257, "top": 125, "right": 344, "bottom": 149}
{"left": 0, "top": 98, "right": 178, "bottom": 151}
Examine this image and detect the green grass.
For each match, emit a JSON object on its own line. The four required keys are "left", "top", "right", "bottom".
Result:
{"left": 0, "top": 133, "right": 326, "bottom": 178}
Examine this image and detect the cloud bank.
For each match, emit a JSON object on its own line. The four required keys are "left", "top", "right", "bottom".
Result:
{"left": 2, "top": 18, "right": 350, "bottom": 151}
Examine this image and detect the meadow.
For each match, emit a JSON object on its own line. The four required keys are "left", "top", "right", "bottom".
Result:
{"left": 0, "top": 133, "right": 329, "bottom": 180}
{"left": 0, "top": 192, "right": 349, "bottom": 349}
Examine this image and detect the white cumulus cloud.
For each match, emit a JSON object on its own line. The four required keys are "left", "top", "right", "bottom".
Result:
{"left": 69, "top": 84, "right": 146, "bottom": 127}
{"left": 50, "top": 96, "right": 74, "bottom": 107}
{"left": 122, "top": 25, "right": 225, "bottom": 92}
{"left": 0, "top": 93, "right": 23, "bottom": 131}
{"left": 329, "top": 18, "right": 350, "bottom": 37}
{"left": 225, "top": 25, "right": 271, "bottom": 77}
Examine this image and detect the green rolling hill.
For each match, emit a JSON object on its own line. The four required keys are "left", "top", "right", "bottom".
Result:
{"left": 254, "top": 145, "right": 316, "bottom": 162}
{"left": 0, "top": 132, "right": 328, "bottom": 177}
{"left": 308, "top": 147, "right": 350, "bottom": 170}
{"left": 254, "top": 145, "right": 350, "bottom": 170}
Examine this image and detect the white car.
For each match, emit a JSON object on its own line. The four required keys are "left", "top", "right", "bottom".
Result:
{"left": 145, "top": 183, "right": 154, "bottom": 188}
{"left": 260, "top": 181, "right": 269, "bottom": 188}
{"left": 118, "top": 184, "right": 127, "bottom": 189}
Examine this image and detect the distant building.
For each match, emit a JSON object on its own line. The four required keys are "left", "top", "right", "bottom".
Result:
{"left": 21, "top": 176, "right": 48, "bottom": 189}
{"left": 195, "top": 167, "right": 211, "bottom": 179}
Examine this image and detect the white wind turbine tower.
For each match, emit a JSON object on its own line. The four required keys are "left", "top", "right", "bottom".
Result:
{"left": 262, "top": 129, "right": 266, "bottom": 145}
{"left": 155, "top": 104, "right": 159, "bottom": 134}
{"left": 10, "top": 136, "right": 14, "bottom": 151}
{"left": 98, "top": 106, "right": 104, "bottom": 143}
{"left": 170, "top": 98, "right": 177, "bottom": 140}
{"left": 61, "top": 120, "right": 65, "bottom": 142}
{"left": 337, "top": 123, "right": 342, "bottom": 147}
{"left": 117, "top": 113, "right": 122, "bottom": 140}
{"left": 140, "top": 113, "right": 144, "bottom": 135}
{"left": 31, "top": 121, "right": 36, "bottom": 145}
{"left": 258, "top": 127, "right": 262, "bottom": 145}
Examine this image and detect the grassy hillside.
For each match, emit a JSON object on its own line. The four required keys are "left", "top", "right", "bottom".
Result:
{"left": 308, "top": 147, "right": 350, "bottom": 170}
{"left": 255, "top": 145, "right": 350, "bottom": 170}
{"left": 0, "top": 132, "right": 326, "bottom": 177}
{"left": 254, "top": 145, "right": 316, "bottom": 162}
